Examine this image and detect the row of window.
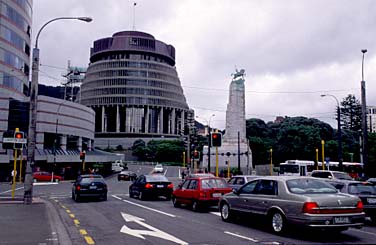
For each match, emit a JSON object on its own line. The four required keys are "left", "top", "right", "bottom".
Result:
{"left": 88, "top": 60, "right": 176, "bottom": 75}
{"left": 82, "top": 96, "right": 188, "bottom": 109}
{"left": 1, "top": 2, "right": 31, "bottom": 36}
{"left": 94, "top": 53, "right": 171, "bottom": 65}
{"left": 85, "top": 69, "right": 180, "bottom": 83}
{"left": 0, "top": 71, "right": 24, "bottom": 92}
{"left": 129, "top": 37, "right": 155, "bottom": 49}
{"left": 1, "top": 24, "right": 30, "bottom": 56}
{"left": 13, "top": 0, "right": 32, "bottom": 18}
{"left": 1, "top": 48, "right": 30, "bottom": 75}
{"left": 82, "top": 87, "right": 184, "bottom": 100}
{"left": 82, "top": 78, "right": 183, "bottom": 93}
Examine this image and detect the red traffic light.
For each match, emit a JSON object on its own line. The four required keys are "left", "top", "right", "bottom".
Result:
{"left": 15, "top": 132, "right": 23, "bottom": 139}
{"left": 212, "top": 134, "right": 218, "bottom": 139}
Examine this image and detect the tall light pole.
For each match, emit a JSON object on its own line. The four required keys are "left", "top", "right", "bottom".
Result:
{"left": 360, "top": 49, "right": 368, "bottom": 174}
{"left": 321, "top": 94, "right": 343, "bottom": 171}
{"left": 196, "top": 114, "right": 215, "bottom": 172}
{"left": 24, "top": 16, "right": 92, "bottom": 204}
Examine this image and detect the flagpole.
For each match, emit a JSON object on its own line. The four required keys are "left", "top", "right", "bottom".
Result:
{"left": 133, "top": 2, "right": 137, "bottom": 30}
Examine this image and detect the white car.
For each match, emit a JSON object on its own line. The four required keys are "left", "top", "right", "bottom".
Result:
{"left": 154, "top": 164, "right": 164, "bottom": 173}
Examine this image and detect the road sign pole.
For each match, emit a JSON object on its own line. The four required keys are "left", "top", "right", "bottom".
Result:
{"left": 11, "top": 149, "right": 18, "bottom": 198}
{"left": 19, "top": 151, "right": 23, "bottom": 183}
{"left": 321, "top": 140, "right": 325, "bottom": 170}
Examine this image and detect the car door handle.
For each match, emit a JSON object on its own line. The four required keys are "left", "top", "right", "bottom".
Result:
{"left": 262, "top": 201, "right": 267, "bottom": 204}
{"left": 243, "top": 199, "right": 248, "bottom": 202}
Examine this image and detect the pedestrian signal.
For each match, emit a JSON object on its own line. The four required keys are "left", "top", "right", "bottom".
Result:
{"left": 193, "top": 150, "right": 200, "bottom": 160}
{"left": 13, "top": 131, "right": 25, "bottom": 149}
{"left": 80, "top": 151, "right": 86, "bottom": 161}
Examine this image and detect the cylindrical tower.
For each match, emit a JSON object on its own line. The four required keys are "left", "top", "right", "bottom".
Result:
{"left": 81, "top": 31, "right": 190, "bottom": 148}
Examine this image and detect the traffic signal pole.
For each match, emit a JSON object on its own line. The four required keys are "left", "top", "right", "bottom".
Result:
{"left": 215, "top": 147, "right": 219, "bottom": 177}
{"left": 11, "top": 149, "right": 18, "bottom": 198}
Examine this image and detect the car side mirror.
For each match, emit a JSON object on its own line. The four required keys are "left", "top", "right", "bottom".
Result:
{"left": 233, "top": 189, "right": 239, "bottom": 195}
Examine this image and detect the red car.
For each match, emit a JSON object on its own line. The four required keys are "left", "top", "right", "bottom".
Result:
{"left": 33, "top": 171, "right": 62, "bottom": 183}
{"left": 172, "top": 174, "right": 232, "bottom": 211}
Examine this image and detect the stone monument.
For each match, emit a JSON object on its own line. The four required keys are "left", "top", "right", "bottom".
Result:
{"left": 203, "top": 69, "right": 252, "bottom": 174}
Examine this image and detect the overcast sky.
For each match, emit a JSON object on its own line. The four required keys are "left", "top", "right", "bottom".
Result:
{"left": 33, "top": 0, "right": 376, "bottom": 130}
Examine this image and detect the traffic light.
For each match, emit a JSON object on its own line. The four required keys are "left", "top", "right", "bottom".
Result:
{"left": 2, "top": 130, "right": 14, "bottom": 149}
{"left": 80, "top": 151, "right": 86, "bottom": 161}
{"left": 211, "top": 133, "right": 222, "bottom": 147}
{"left": 193, "top": 150, "right": 200, "bottom": 160}
{"left": 14, "top": 131, "right": 24, "bottom": 149}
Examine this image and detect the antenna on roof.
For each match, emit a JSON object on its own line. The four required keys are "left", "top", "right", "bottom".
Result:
{"left": 132, "top": 2, "right": 137, "bottom": 30}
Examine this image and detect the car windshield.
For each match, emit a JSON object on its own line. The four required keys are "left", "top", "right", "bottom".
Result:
{"left": 80, "top": 176, "right": 105, "bottom": 184}
{"left": 146, "top": 175, "right": 168, "bottom": 182}
{"left": 201, "top": 178, "right": 228, "bottom": 189}
{"left": 332, "top": 172, "right": 353, "bottom": 180}
{"left": 348, "top": 183, "right": 376, "bottom": 195}
{"left": 287, "top": 178, "right": 337, "bottom": 194}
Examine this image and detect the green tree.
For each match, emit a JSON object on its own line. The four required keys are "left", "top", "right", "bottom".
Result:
{"left": 340, "top": 94, "right": 362, "bottom": 131}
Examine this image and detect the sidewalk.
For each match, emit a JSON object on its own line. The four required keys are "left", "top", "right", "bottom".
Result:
{"left": 0, "top": 195, "right": 71, "bottom": 245}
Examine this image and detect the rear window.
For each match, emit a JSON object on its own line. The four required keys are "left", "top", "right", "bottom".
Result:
{"left": 81, "top": 176, "right": 105, "bottom": 184}
{"left": 201, "top": 178, "right": 228, "bottom": 189}
{"left": 287, "top": 178, "right": 337, "bottom": 194}
{"left": 348, "top": 183, "right": 376, "bottom": 195}
{"left": 332, "top": 172, "right": 353, "bottom": 180}
{"left": 146, "top": 175, "right": 168, "bottom": 182}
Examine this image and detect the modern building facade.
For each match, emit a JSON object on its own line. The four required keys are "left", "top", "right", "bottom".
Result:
{"left": 368, "top": 106, "right": 376, "bottom": 133}
{"left": 81, "top": 31, "right": 191, "bottom": 148}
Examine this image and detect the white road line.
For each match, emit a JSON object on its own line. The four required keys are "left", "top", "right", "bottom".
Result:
{"left": 350, "top": 228, "right": 376, "bottom": 237}
{"left": 0, "top": 186, "right": 24, "bottom": 194}
{"left": 210, "top": 212, "right": 221, "bottom": 217}
{"left": 163, "top": 167, "right": 168, "bottom": 176}
{"left": 224, "top": 231, "right": 258, "bottom": 242}
{"left": 178, "top": 168, "right": 181, "bottom": 179}
{"left": 112, "top": 195, "right": 176, "bottom": 218}
{"left": 33, "top": 182, "right": 58, "bottom": 186}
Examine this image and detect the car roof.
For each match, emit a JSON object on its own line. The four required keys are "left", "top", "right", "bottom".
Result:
{"left": 311, "top": 170, "right": 346, "bottom": 174}
{"left": 232, "top": 175, "right": 260, "bottom": 178}
{"left": 80, "top": 174, "right": 103, "bottom": 178}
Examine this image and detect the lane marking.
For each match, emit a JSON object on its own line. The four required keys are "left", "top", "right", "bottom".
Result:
{"left": 74, "top": 219, "right": 80, "bottom": 226}
{"left": 80, "top": 229, "right": 88, "bottom": 235}
{"left": 112, "top": 195, "right": 176, "bottom": 218}
{"left": 84, "top": 236, "right": 95, "bottom": 244}
{"left": 33, "top": 182, "right": 58, "bottom": 186}
{"left": 66, "top": 209, "right": 71, "bottom": 213}
{"left": 69, "top": 214, "right": 75, "bottom": 218}
{"left": 350, "top": 228, "right": 376, "bottom": 237}
{"left": 224, "top": 231, "right": 258, "bottom": 242}
{"left": 61, "top": 205, "right": 67, "bottom": 209}
{"left": 210, "top": 212, "right": 221, "bottom": 217}
{"left": 164, "top": 167, "right": 168, "bottom": 176}
{"left": 0, "top": 187, "right": 24, "bottom": 194}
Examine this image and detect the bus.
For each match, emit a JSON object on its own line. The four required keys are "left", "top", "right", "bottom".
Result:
{"left": 279, "top": 160, "right": 363, "bottom": 178}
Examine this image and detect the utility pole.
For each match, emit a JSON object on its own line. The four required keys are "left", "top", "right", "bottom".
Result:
{"left": 237, "top": 131, "right": 240, "bottom": 173}
{"left": 207, "top": 125, "right": 211, "bottom": 173}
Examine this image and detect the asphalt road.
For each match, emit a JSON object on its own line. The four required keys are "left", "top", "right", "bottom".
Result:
{"left": 5, "top": 165, "right": 376, "bottom": 245}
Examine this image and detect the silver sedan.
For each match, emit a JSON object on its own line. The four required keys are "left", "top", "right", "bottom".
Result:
{"left": 219, "top": 176, "right": 365, "bottom": 234}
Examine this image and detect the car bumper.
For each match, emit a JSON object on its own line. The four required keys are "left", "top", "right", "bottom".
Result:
{"left": 76, "top": 190, "right": 107, "bottom": 197}
{"left": 143, "top": 189, "right": 172, "bottom": 196}
{"left": 288, "top": 213, "right": 365, "bottom": 228}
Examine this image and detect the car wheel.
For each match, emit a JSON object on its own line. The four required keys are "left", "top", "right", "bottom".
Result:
{"left": 54, "top": 178, "right": 59, "bottom": 183}
{"left": 118, "top": 177, "right": 121, "bottom": 181}
{"left": 370, "top": 215, "right": 376, "bottom": 224}
{"left": 221, "top": 202, "right": 233, "bottom": 222}
{"left": 165, "top": 194, "right": 171, "bottom": 201}
{"left": 139, "top": 191, "right": 146, "bottom": 200}
{"left": 33, "top": 179, "right": 37, "bottom": 183}
{"left": 71, "top": 191, "right": 74, "bottom": 200}
{"left": 192, "top": 200, "right": 200, "bottom": 212}
{"left": 74, "top": 193, "right": 80, "bottom": 202}
{"left": 129, "top": 190, "right": 134, "bottom": 198}
{"left": 172, "top": 196, "right": 180, "bottom": 208}
{"left": 102, "top": 194, "right": 107, "bottom": 201}
{"left": 270, "top": 211, "right": 286, "bottom": 234}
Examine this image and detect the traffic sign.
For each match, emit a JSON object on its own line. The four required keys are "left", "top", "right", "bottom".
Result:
{"left": 3, "top": 138, "right": 27, "bottom": 144}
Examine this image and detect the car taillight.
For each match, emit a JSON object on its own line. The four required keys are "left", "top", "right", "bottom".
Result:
{"left": 76, "top": 185, "right": 81, "bottom": 191}
{"left": 167, "top": 183, "right": 174, "bottom": 189}
{"left": 302, "top": 202, "right": 319, "bottom": 214}
{"left": 356, "top": 200, "right": 363, "bottom": 212}
{"left": 145, "top": 183, "right": 153, "bottom": 188}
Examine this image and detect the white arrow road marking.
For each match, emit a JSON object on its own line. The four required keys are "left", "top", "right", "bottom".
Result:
{"left": 120, "top": 212, "right": 188, "bottom": 244}
{"left": 112, "top": 195, "right": 176, "bottom": 218}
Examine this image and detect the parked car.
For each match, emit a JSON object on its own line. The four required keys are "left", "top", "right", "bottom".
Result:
{"left": 367, "top": 178, "right": 376, "bottom": 185}
{"left": 72, "top": 174, "right": 108, "bottom": 202}
{"left": 112, "top": 160, "right": 124, "bottom": 173}
{"left": 129, "top": 174, "right": 173, "bottom": 200}
{"left": 153, "top": 164, "right": 164, "bottom": 173}
{"left": 33, "top": 171, "right": 62, "bottom": 183}
{"left": 325, "top": 179, "right": 376, "bottom": 222}
{"left": 311, "top": 170, "right": 353, "bottom": 180}
{"left": 228, "top": 175, "right": 260, "bottom": 191}
{"left": 118, "top": 170, "right": 137, "bottom": 181}
{"left": 172, "top": 174, "right": 232, "bottom": 211}
{"left": 219, "top": 176, "right": 365, "bottom": 234}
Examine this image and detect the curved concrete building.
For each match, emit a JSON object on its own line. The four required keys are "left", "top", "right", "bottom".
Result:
{"left": 81, "top": 31, "right": 191, "bottom": 148}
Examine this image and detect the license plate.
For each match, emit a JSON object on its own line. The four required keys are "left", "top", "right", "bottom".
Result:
{"left": 367, "top": 198, "right": 376, "bottom": 204}
{"left": 212, "top": 193, "right": 222, "bottom": 197}
{"left": 157, "top": 185, "right": 164, "bottom": 188}
{"left": 334, "top": 217, "right": 350, "bottom": 224}
{"left": 89, "top": 186, "right": 97, "bottom": 190}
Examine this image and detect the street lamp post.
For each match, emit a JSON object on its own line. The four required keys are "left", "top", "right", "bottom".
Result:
{"left": 360, "top": 49, "right": 368, "bottom": 174}
{"left": 321, "top": 94, "right": 343, "bottom": 171}
{"left": 52, "top": 101, "right": 68, "bottom": 182}
{"left": 196, "top": 114, "right": 215, "bottom": 172}
{"left": 23, "top": 16, "right": 92, "bottom": 204}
